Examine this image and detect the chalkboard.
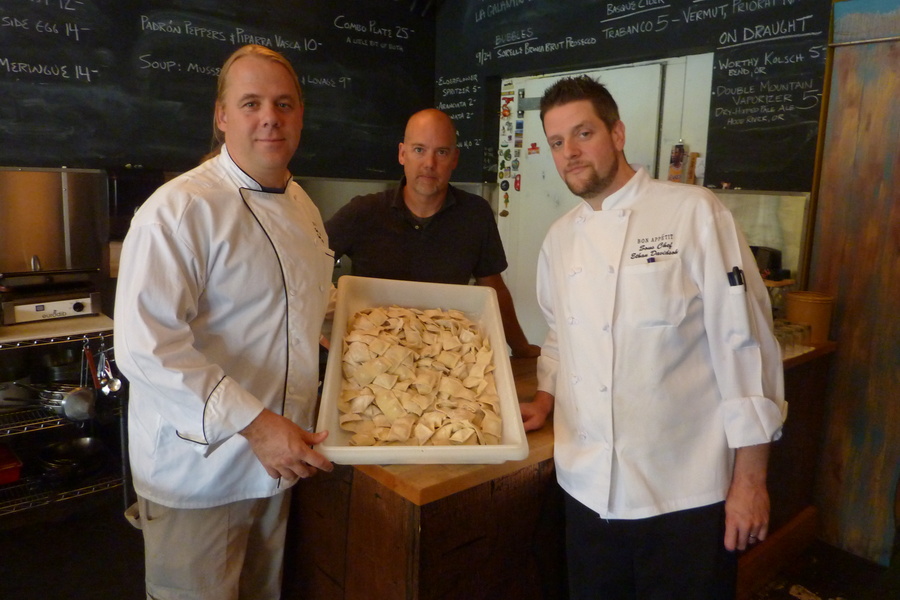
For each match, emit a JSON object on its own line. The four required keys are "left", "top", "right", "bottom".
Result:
{"left": 0, "top": 0, "right": 435, "bottom": 179}
{"left": 436, "top": 0, "right": 830, "bottom": 191}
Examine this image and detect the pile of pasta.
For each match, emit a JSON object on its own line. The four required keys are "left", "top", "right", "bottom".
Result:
{"left": 338, "top": 305, "right": 502, "bottom": 447}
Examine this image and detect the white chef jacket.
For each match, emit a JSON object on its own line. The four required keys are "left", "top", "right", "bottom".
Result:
{"left": 114, "top": 145, "right": 334, "bottom": 509}
{"left": 536, "top": 167, "right": 786, "bottom": 520}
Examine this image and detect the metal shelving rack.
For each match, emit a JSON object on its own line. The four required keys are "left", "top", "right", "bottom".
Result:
{"left": 0, "top": 407, "right": 70, "bottom": 437}
{"left": 0, "top": 316, "right": 127, "bottom": 520}
{"left": 0, "top": 473, "right": 123, "bottom": 517}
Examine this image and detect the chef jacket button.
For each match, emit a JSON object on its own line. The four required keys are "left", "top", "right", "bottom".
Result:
{"left": 602, "top": 323, "right": 610, "bottom": 332}
{"left": 289, "top": 289, "right": 297, "bottom": 296}
{"left": 567, "top": 316, "right": 577, "bottom": 325}
{"left": 579, "top": 432, "right": 588, "bottom": 441}
{"left": 608, "top": 265, "right": 615, "bottom": 274}
{"left": 571, "top": 374, "right": 581, "bottom": 384}
{"left": 599, "top": 384, "right": 608, "bottom": 392}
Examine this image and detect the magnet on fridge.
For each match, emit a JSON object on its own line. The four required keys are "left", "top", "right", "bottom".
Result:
{"left": 503, "top": 192, "right": 509, "bottom": 206}
{"left": 500, "top": 96, "right": 514, "bottom": 119}
{"left": 511, "top": 158, "right": 519, "bottom": 170}
{"left": 500, "top": 180, "right": 510, "bottom": 191}
{"left": 668, "top": 142, "right": 685, "bottom": 182}
{"left": 514, "top": 174, "right": 521, "bottom": 191}
{"left": 527, "top": 142, "right": 540, "bottom": 155}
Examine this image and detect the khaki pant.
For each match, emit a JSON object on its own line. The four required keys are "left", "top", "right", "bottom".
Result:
{"left": 126, "top": 491, "right": 290, "bottom": 600}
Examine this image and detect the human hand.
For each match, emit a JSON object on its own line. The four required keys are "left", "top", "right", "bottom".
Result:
{"left": 724, "top": 449, "right": 771, "bottom": 551}
{"left": 519, "top": 390, "right": 554, "bottom": 432}
{"left": 240, "top": 409, "right": 334, "bottom": 481}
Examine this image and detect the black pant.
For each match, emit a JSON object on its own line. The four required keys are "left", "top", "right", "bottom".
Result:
{"left": 565, "top": 493, "right": 737, "bottom": 600}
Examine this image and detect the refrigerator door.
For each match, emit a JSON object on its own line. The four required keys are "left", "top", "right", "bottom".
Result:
{"left": 497, "top": 64, "right": 664, "bottom": 344}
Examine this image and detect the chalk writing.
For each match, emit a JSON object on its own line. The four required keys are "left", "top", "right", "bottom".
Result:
{"left": 437, "top": 72, "right": 481, "bottom": 125}
{"left": 718, "top": 14, "right": 820, "bottom": 48}
{"left": 0, "top": 56, "right": 97, "bottom": 82}
{"left": 27, "top": 0, "right": 84, "bottom": 12}
{"left": 2, "top": 15, "right": 89, "bottom": 41}
{"left": 474, "top": 0, "right": 534, "bottom": 23}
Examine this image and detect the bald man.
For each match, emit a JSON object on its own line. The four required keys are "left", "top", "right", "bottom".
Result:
{"left": 326, "top": 109, "right": 539, "bottom": 358}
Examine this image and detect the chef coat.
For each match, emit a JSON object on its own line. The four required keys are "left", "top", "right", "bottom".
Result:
{"left": 114, "top": 145, "right": 334, "bottom": 509}
{"left": 536, "top": 167, "right": 786, "bottom": 520}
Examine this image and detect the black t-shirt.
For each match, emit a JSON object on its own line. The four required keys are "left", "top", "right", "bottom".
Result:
{"left": 324, "top": 179, "right": 508, "bottom": 285}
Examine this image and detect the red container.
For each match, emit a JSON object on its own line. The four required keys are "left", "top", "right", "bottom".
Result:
{"left": 0, "top": 444, "right": 23, "bottom": 485}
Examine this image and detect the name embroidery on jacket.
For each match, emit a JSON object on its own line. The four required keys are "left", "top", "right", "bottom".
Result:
{"left": 630, "top": 233, "right": 679, "bottom": 260}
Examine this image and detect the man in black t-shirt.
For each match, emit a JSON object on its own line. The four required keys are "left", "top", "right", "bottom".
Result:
{"left": 326, "top": 109, "right": 539, "bottom": 358}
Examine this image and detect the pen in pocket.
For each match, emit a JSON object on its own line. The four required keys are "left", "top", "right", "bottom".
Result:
{"left": 727, "top": 266, "right": 744, "bottom": 286}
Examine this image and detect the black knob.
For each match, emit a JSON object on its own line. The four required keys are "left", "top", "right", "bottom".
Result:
{"left": 72, "top": 302, "right": 85, "bottom": 312}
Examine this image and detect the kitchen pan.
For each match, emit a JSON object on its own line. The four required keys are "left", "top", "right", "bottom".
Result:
{"left": 39, "top": 436, "right": 110, "bottom": 487}
{"left": 0, "top": 355, "right": 31, "bottom": 405}
{"left": 0, "top": 376, "right": 33, "bottom": 412}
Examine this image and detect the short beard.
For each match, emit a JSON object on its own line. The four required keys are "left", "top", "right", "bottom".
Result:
{"left": 566, "top": 158, "right": 618, "bottom": 200}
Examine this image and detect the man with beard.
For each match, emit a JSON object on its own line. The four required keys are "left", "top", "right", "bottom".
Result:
{"left": 519, "top": 75, "right": 786, "bottom": 599}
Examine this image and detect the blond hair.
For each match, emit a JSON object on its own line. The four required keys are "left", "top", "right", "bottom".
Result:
{"left": 203, "top": 45, "right": 304, "bottom": 161}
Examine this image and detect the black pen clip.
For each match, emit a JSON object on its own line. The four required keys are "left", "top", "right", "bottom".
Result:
{"left": 728, "top": 266, "right": 744, "bottom": 286}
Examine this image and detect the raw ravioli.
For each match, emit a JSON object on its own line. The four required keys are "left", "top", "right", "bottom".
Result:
{"left": 338, "top": 305, "right": 502, "bottom": 447}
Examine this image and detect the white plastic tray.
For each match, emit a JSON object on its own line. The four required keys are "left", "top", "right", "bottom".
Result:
{"left": 316, "top": 276, "right": 529, "bottom": 465}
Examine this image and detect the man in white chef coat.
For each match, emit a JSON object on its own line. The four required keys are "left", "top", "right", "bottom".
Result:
{"left": 520, "top": 75, "right": 786, "bottom": 599}
{"left": 114, "top": 45, "right": 334, "bottom": 600}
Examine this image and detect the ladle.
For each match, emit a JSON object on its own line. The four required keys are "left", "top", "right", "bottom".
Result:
{"left": 98, "top": 349, "right": 122, "bottom": 394}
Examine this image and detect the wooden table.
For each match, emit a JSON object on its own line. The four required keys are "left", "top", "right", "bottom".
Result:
{"left": 284, "top": 357, "right": 566, "bottom": 600}
{"left": 284, "top": 347, "right": 836, "bottom": 600}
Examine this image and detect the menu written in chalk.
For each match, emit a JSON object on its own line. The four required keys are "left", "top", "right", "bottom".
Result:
{"left": 436, "top": 72, "right": 486, "bottom": 166}
{"left": 0, "top": 1, "right": 434, "bottom": 179}
{"left": 705, "top": 12, "right": 827, "bottom": 190}
{"left": 436, "top": 0, "right": 830, "bottom": 190}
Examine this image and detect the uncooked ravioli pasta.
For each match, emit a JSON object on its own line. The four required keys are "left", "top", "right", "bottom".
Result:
{"left": 338, "top": 306, "right": 502, "bottom": 446}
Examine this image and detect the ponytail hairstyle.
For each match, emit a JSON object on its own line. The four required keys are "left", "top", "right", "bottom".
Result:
{"left": 201, "top": 44, "right": 304, "bottom": 162}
